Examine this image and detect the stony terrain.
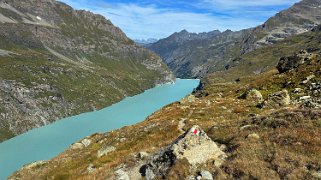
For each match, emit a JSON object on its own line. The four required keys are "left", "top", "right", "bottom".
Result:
{"left": 10, "top": 41, "right": 321, "bottom": 179}
{"left": 147, "top": 0, "right": 321, "bottom": 78}
{"left": 0, "top": 0, "right": 174, "bottom": 142}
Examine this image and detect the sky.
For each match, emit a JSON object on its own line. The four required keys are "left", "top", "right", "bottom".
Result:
{"left": 59, "top": 0, "right": 301, "bottom": 40}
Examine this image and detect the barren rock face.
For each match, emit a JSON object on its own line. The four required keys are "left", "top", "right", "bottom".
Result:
{"left": 140, "top": 125, "right": 226, "bottom": 179}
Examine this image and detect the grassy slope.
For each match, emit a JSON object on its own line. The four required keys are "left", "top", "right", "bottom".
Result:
{"left": 210, "top": 30, "right": 321, "bottom": 83}
{"left": 0, "top": 2, "right": 172, "bottom": 141}
{"left": 11, "top": 49, "right": 321, "bottom": 179}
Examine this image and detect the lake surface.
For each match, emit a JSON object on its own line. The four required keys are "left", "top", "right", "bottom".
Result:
{"left": 0, "top": 78, "right": 199, "bottom": 179}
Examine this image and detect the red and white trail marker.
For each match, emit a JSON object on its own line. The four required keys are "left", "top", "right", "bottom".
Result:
{"left": 191, "top": 127, "right": 200, "bottom": 136}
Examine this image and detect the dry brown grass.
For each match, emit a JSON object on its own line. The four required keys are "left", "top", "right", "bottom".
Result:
{"left": 11, "top": 55, "right": 321, "bottom": 180}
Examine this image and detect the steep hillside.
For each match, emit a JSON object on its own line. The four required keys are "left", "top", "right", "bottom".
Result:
{"left": 147, "top": 0, "right": 321, "bottom": 78}
{"left": 10, "top": 47, "right": 321, "bottom": 179}
{"left": 0, "top": 0, "right": 174, "bottom": 142}
{"left": 242, "top": 0, "right": 321, "bottom": 52}
{"left": 210, "top": 25, "right": 321, "bottom": 83}
{"left": 147, "top": 29, "right": 249, "bottom": 78}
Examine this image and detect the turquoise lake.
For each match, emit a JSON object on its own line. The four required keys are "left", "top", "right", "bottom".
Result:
{"left": 0, "top": 78, "right": 199, "bottom": 179}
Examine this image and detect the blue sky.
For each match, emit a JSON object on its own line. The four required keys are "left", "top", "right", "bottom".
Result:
{"left": 59, "top": 0, "right": 300, "bottom": 40}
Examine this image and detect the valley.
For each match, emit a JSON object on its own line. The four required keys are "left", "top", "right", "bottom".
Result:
{"left": 1, "top": 0, "right": 321, "bottom": 179}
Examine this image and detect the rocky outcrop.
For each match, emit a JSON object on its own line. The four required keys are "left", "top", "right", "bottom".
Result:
{"left": 140, "top": 125, "right": 226, "bottom": 179}
{"left": 239, "top": 89, "right": 263, "bottom": 106}
{"left": 179, "top": 94, "right": 196, "bottom": 105}
{"left": 277, "top": 50, "right": 318, "bottom": 73}
{"left": 264, "top": 90, "right": 291, "bottom": 108}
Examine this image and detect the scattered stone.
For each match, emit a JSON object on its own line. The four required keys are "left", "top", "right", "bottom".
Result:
{"left": 140, "top": 125, "right": 226, "bottom": 178}
{"left": 219, "top": 144, "right": 227, "bottom": 151}
{"left": 247, "top": 133, "right": 260, "bottom": 139}
{"left": 145, "top": 168, "right": 156, "bottom": 180}
{"left": 264, "top": 89, "right": 290, "bottom": 108}
{"left": 239, "top": 89, "right": 263, "bottom": 106}
{"left": 302, "top": 75, "right": 316, "bottom": 84}
{"left": 120, "top": 138, "right": 127, "bottom": 142}
{"left": 81, "top": 138, "right": 92, "bottom": 147}
{"left": 115, "top": 169, "right": 130, "bottom": 180}
{"left": 178, "top": 118, "right": 186, "bottom": 133}
{"left": 70, "top": 142, "right": 84, "bottom": 150}
{"left": 293, "top": 88, "right": 303, "bottom": 93}
{"left": 276, "top": 50, "right": 315, "bottom": 73}
{"left": 240, "top": 125, "right": 252, "bottom": 131}
{"left": 23, "top": 161, "right": 47, "bottom": 170}
{"left": 97, "top": 146, "right": 116, "bottom": 158}
{"left": 206, "top": 100, "right": 211, "bottom": 106}
{"left": 87, "top": 164, "right": 95, "bottom": 173}
{"left": 200, "top": 170, "right": 213, "bottom": 180}
{"left": 186, "top": 175, "right": 196, "bottom": 180}
{"left": 214, "top": 158, "right": 225, "bottom": 167}
{"left": 136, "top": 151, "right": 149, "bottom": 160}
{"left": 300, "top": 96, "right": 311, "bottom": 100}
{"left": 312, "top": 171, "right": 321, "bottom": 178}
{"left": 180, "top": 95, "right": 196, "bottom": 104}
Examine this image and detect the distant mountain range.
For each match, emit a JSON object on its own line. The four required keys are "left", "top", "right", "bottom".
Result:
{"left": 147, "top": 0, "right": 321, "bottom": 78}
{"left": 134, "top": 38, "right": 158, "bottom": 45}
{"left": 0, "top": 0, "right": 174, "bottom": 142}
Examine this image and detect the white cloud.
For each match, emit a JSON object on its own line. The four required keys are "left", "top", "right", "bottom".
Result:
{"left": 199, "top": 0, "right": 300, "bottom": 10}
{"left": 59, "top": 0, "right": 300, "bottom": 40}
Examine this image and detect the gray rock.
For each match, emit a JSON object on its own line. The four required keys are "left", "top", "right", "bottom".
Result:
{"left": 302, "top": 75, "right": 316, "bottom": 84}
{"left": 264, "top": 89, "right": 290, "bottom": 108}
{"left": 87, "top": 164, "right": 95, "bottom": 173}
{"left": 180, "top": 95, "right": 196, "bottom": 105}
{"left": 247, "top": 89, "right": 263, "bottom": 103}
{"left": 97, "top": 146, "right": 116, "bottom": 158}
{"left": 186, "top": 175, "right": 196, "bottom": 180}
{"left": 276, "top": 50, "right": 316, "bottom": 73}
{"left": 81, "top": 138, "right": 92, "bottom": 147}
{"left": 137, "top": 151, "right": 149, "bottom": 160}
{"left": 145, "top": 168, "right": 156, "bottom": 180}
{"left": 312, "top": 171, "right": 321, "bottom": 178}
{"left": 140, "top": 125, "right": 226, "bottom": 178}
{"left": 247, "top": 133, "right": 260, "bottom": 139}
{"left": 240, "top": 125, "right": 252, "bottom": 131}
{"left": 22, "top": 161, "right": 47, "bottom": 170}
{"left": 115, "top": 169, "right": 130, "bottom": 180}
{"left": 200, "top": 170, "right": 213, "bottom": 180}
{"left": 300, "top": 96, "right": 311, "bottom": 100}
{"left": 219, "top": 144, "right": 227, "bottom": 151}
{"left": 70, "top": 143, "right": 84, "bottom": 150}
{"left": 293, "top": 88, "right": 303, "bottom": 93}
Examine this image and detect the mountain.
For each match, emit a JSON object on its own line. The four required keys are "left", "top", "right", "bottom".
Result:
{"left": 147, "top": 29, "right": 247, "bottom": 78}
{"left": 134, "top": 38, "right": 158, "bottom": 45}
{"left": 147, "top": 0, "right": 321, "bottom": 78}
{"left": 10, "top": 28, "right": 321, "bottom": 179}
{"left": 0, "top": 0, "right": 174, "bottom": 142}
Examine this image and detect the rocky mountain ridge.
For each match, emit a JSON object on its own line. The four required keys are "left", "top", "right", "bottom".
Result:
{"left": 147, "top": 0, "right": 321, "bottom": 78}
{"left": 0, "top": 0, "right": 174, "bottom": 142}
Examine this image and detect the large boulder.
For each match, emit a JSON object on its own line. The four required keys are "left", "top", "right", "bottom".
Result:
{"left": 276, "top": 50, "right": 314, "bottom": 73}
{"left": 239, "top": 89, "right": 263, "bottom": 105}
{"left": 264, "top": 89, "right": 291, "bottom": 108}
{"left": 97, "top": 146, "right": 116, "bottom": 158}
{"left": 140, "top": 125, "right": 226, "bottom": 179}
